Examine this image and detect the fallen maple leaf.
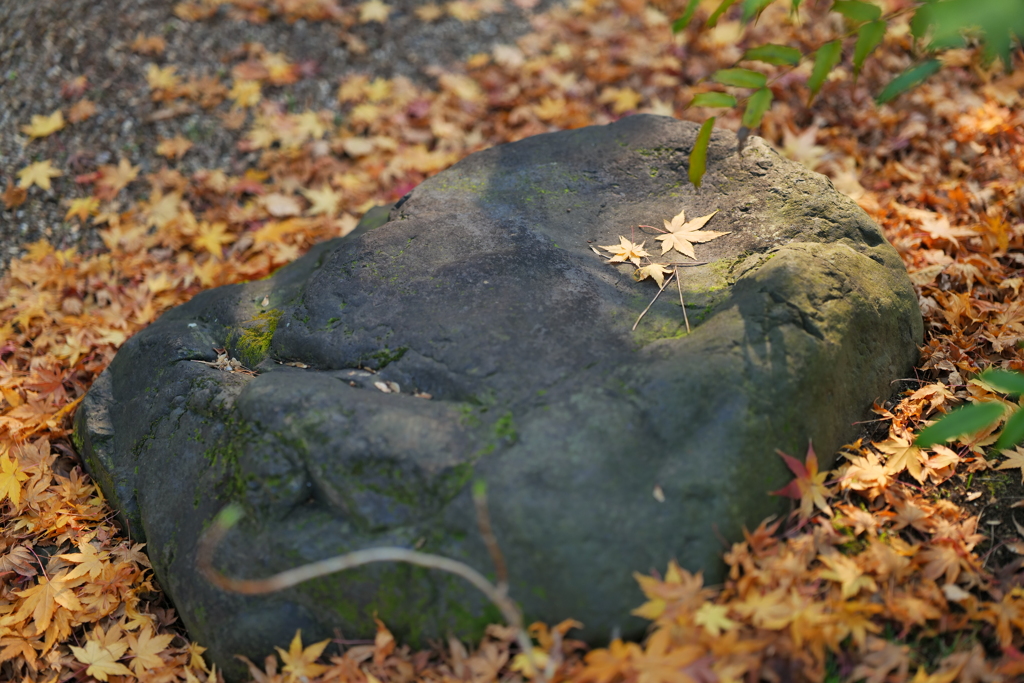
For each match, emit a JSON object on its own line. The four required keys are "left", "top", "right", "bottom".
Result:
{"left": 359, "top": 0, "right": 391, "bottom": 23}
{"left": 65, "top": 196, "right": 100, "bottom": 221}
{"left": 0, "top": 451, "right": 29, "bottom": 506}
{"left": 127, "top": 627, "right": 176, "bottom": 675}
{"left": 20, "top": 110, "right": 66, "bottom": 139}
{"left": 2, "top": 181, "right": 28, "bottom": 208}
{"left": 875, "top": 435, "right": 926, "bottom": 482}
{"left": 276, "top": 630, "right": 330, "bottom": 682}
{"left": 655, "top": 209, "right": 726, "bottom": 259}
{"left": 67, "top": 98, "right": 98, "bottom": 123}
{"left": 770, "top": 441, "right": 833, "bottom": 520}
{"left": 601, "top": 236, "right": 649, "bottom": 267}
{"left": 301, "top": 185, "right": 342, "bottom": 216}
{"left": 229, "top": 79, "right": 262, "bottom": 108}
{"left": 17, "top": 160, "right": 63, "bottom": 191}
{"left": 156, "top": 136, "right": 194, "bottom": 159}
{"left": 636, "top": 263, "right": 671, "bottom": 287}
{"left": 996, "top": 446, "right": 1024, "bottom": 483}
{"left": 693, "top": 602, "right": 737, "bottom": 637}
{"left": 69, "top": 639, "right": 133, "bottom": 682}
{"left": 146, "top": 63, "right": 181, "bottom": 92}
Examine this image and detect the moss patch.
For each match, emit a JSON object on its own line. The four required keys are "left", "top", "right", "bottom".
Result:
{"left": 233, "top": 308, "right": 283, "bottom": 367}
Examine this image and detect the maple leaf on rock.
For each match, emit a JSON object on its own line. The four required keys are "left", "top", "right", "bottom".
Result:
{"left": 17, "top": 160, "right": 63, "bottom": 191}
{"left": 770, "top": 441, "right": 832, "bottom": 520}
{"left": 636, "top": 263, "right": 671, "bottom": 287}
{"left": 20, "top": 110, "right": 66, "bottom": 139}
{"left": 601, "top": 236, "right": 649, "bottom": 266}
{"left": 655, "top": 209, "right": 726, "bottom": 258}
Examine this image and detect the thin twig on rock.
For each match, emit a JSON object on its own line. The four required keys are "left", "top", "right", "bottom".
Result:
{"left": 633, "top": 270, "right": 676, "bottom": 331}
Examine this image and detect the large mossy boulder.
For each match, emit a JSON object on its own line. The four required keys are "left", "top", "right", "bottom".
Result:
{"left": 74, "top": 114, "right": 922, "bottom": 677}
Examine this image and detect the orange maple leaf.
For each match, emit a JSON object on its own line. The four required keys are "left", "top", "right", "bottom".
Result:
{"left": 770, "top": 441, "right": 833, "bottom": 520}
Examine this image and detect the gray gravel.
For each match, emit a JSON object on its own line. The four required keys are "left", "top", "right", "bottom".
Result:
{"left": 0, "top": 0, "right": 549, "bottom": 276}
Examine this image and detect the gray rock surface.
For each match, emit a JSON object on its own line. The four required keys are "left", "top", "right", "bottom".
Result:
{"left": 74, "top": 114, "right": 923, "bottom": 677}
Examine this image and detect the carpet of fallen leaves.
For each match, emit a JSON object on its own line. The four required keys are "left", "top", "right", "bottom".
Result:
{"left": 2, "top": 0, "right": 1024, "bottom": 681}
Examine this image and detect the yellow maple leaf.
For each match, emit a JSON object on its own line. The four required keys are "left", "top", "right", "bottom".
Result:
{"left": 69, "top": 639, "right": 132, "bottom": 682}
{"left": 59, "top": 541, "right": 110, "bottom": 581}
{"left": 192, "top": 221, "right": 235, "bottom": 258}
{"left": 655, "top": 209, "right": 726, "bottom": 259}
{"left": 996, "top": 446, "right": 1024, "bottom": 483}
{"left": 276, "top": 630, "right": 330, "bottom": 683}
{"left": 415, "top": 3, "right": 444, "bottom": 21}
{"left": 817, "top": 552, "right": 877, "bottom": 599}
{"left": 65, "top": 196, "right": 100, "bottom": 222}
{"left": 4, "top": 571, "right": 84, "bottom": 632}
{"left": 359, "top": 0, "right": 392, "bottom": 23}
{"left": 146, "top": 64, "right": 180, "bottom": 91}
{"left": 229, "top": 79, "right": 262, "bottom": 108}
{"left": 0, "top": 451, "right": 29, "bottom": 506}
{"left": 301, "top": 185, "right": 342, "bottom": 216}
{"left": 155, "top": 136, "right": 194, "bottom": 159}
{"left": 601, "top": 236, "right": 649, "bottom": 267}
{"left": 636, "top": 263, "right": 671, "bottom": 288}
{"left": 20, "top": 110, "right": 65, "bottom": 139}
{"left": 17, "top": 160, "right": 63, "bottom": 191}
{"left": 600, "top": 86, "right": 643, "bottom": 115}
{"left": 693, "top": 602, "right": 738, "bottom": 637}
{"left": 876, "top": 435, "right": 926, "bottom": 483}
{"left": 447, "top": 0, "right": 482, "bottom": 21}
{"left": 127, "top": 626, "right": 175, "bottom": 675}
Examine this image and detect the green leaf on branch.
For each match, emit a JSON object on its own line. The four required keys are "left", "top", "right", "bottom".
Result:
{"left": 832, "top": 0, "right": 881, "bottom": 24}
{"left": 979, "top": 368, "right": 1024, "bottom": 396}
{"left": 915, "top": 401, "right": 1006, "bottom": 448}
{"left": 712, "top": 68, "right": 768, "bottom": 89}
{"left": 707, "top": 0, "right": 739, "bottom": 27}
{"left": 807, "top": 40, "right": 842, "bottom": 103}
{"left": 853, "top": 20, "right": 887, "bottom": 77}
{"left": 742, "top": 43, "right": 802, "bottom": 66}
{"left": 689, "top": 92, "right": 738, "bottom": 108}
{"left": 996, "top": 409, "right": 1024, "bottom": 451}
{"left": 742, "top": 0, "right": 775, "bottom": 22}
{"left": 911, "top": 0, "right": 1024, "bottom": 64}
{"left": 672, "top": 0, "right": 700, "bottom": 33}
{"left": 689, "top": 117, "right": 715, "bottom": 189}
{"left": 876, "top": 58, "right": 942, "bottom": 104}
{"left": 741, "top": 87, "right": 773, "bottom": 128}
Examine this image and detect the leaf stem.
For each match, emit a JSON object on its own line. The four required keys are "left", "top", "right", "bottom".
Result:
{"left": 675, "top": 267, "right": 690, "bottom": 333}
{"left": 633, "top": 270, "right": 676, "bottom": 331}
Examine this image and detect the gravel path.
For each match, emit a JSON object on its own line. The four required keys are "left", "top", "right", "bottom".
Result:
{"left": 0, "top": 0, "right": 548, "bottom": 275}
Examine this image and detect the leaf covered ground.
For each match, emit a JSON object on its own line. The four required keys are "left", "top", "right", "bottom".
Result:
{"left": 2, "top": 0, "right": 1024, "bottom": 681}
